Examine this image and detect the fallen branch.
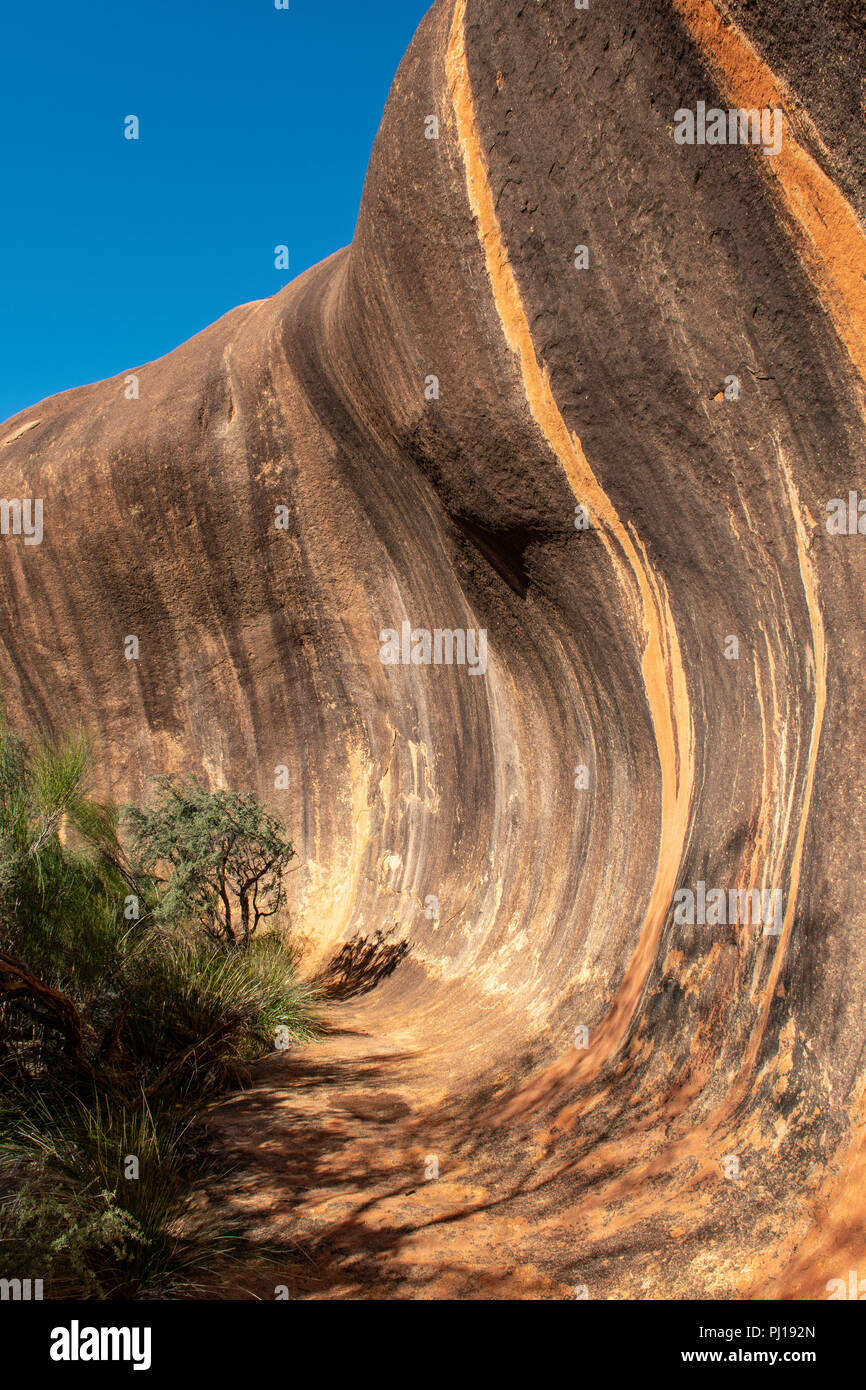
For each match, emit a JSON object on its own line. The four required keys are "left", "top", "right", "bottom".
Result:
{"left": 0, "top": 951, "right": 95, "bottom": 1078}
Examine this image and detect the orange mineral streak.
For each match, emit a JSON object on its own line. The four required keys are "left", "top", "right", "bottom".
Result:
{"left": 672, "top": 0, "right": 866, "bottom": 388}
{"left": 667, "top": 4, "right": 847, "bottom": 1290}
{"left": 446, "top": 0, "right": 695, "bottom": 1113}
{"left": 735, "top": 460, "right": 827, "bottom": 1088}
{"left": 553, "top": 462, "right": 830, "bottom": 1237}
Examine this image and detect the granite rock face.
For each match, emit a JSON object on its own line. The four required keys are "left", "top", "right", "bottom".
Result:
{"left": 1, "top": 0, "right": 865, "bottom": 1297}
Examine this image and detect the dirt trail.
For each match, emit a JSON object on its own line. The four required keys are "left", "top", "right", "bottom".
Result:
{"left": 200, "top": 984, "right": 854, "bottom": 1302}
{"left": 201, "top": 1003, "right": 572, "bottom": 1300}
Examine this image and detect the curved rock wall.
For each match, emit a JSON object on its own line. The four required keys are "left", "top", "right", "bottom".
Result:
{"left": 1, "top": 0, "right": 864, "bottom": 1297}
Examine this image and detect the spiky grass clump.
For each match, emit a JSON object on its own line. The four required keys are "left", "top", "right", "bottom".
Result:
{"left": 0, "top": 1091, "right": 224, "bottom": 1299}
{"left": 119, "top": 931, "right": 321, "bottom": 1097}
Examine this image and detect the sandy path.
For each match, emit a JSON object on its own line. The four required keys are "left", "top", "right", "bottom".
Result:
{"left": 200, "top": 1004, "right": 573, "bottom": 1300}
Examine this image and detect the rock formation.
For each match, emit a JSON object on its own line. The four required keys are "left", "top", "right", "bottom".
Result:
{"left": 1, "top": 0, "right": 865, "bottom": 1298}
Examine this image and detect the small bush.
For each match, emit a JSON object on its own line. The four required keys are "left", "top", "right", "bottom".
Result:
{"left": 125, "top": 778, "right": 295, "bottom": 947}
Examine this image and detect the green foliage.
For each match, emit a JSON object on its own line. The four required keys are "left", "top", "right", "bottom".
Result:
{"left": 125, "top": 777, "right": 295, "bottom": 947}
{"left": 0, "top": 1091, "right": 218, "bottom": 1298}
{"left": 118, "top": 929, "right": 319, "bottom": 1098}
{"left": 0, "top": 712, "right": 145, "bottom": 994}
{"left": 0, "top": 712, "right": 319, "bottom": 1297}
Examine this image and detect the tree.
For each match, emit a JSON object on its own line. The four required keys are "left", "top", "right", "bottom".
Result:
{"left": 125, "top": 779, "right": 294, "bottom": 948}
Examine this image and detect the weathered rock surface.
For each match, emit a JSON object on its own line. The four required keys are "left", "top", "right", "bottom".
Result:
{"left": 2, "top": 0, "right": 865, "bottom": 1298}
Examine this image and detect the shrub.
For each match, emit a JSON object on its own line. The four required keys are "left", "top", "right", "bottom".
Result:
{"left": 125, "top": 778, "right": 295, "bottom": 948}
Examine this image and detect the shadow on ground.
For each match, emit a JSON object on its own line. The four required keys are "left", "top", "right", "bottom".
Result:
{"left": 313, "top": 931, "right": 412, "bottom": 1001}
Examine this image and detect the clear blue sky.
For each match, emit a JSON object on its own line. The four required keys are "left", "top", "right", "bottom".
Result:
{"left": 0, "top": 0, "right": 431, "bottom": 424}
